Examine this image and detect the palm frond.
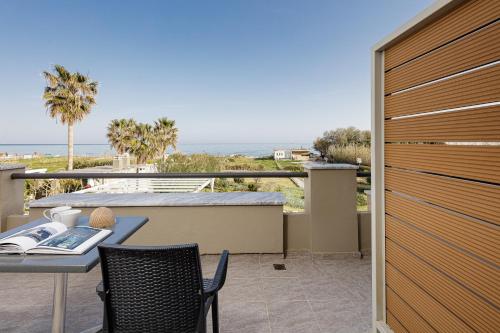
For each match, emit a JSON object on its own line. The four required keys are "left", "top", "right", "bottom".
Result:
{"left": 42, "top": 64, "right": 98, "bottom": 124}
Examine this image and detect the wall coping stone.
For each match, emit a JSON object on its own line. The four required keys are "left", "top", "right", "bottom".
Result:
{"left": 304, "top": 162, "right": 359, "bottom": 170}
{"left": 29, "top": 192, "right": 286, "bottom": 208}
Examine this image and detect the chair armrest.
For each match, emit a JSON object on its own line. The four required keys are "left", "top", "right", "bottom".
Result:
{"left": 204, "top": 250, "right": 229, "bottom": 296}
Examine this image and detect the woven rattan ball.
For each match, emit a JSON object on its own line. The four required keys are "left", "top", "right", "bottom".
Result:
{"left": 89, "top": 207, "right": 115, "bottom": 229}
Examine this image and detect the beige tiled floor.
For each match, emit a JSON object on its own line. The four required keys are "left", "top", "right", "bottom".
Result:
{"left": 0, "top": 253, "right": 371, "bottom": 333}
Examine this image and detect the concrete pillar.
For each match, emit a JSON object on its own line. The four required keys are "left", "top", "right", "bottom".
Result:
{"left": 0, "top": 164, "right": 26, "bottom": 232}
{"left": 304, "top": 162, "right": 359, "bottom": 254}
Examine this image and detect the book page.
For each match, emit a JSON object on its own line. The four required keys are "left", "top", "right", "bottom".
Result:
{"left": 0, "top": 222, "right": 67, "bottom": 253}
{"left": 29, "top": 226, "right": 112, "bottom": 255}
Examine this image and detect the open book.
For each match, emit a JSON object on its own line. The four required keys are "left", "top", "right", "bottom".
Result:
{"left": 0, "top": 222, "right": 112, "bottom": 255}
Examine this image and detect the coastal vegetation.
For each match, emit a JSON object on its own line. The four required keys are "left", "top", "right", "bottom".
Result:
{"left": 25, "top": 178, "right": 83, "bottom": 201}
{"left": 8, "top": 151, "right": 370, "bottom": 212}
{"left": 4, "top": 156, "right": 112, "bottom": 207}
{"left": 156, "top": 154, "right": 304, "bottom": 211}
{"left": 154, "top": 118, "right": 179, "bottom": 160}
{"left": 4, "top": 156, "right": 112, "bottom": 173}
{"left": 8, "top": 154, "right": 305, "bottom": 212}
{"left": 156, "top": 153, "right": 224, "bottom": 173}
{"left": 106, "top": 119, "right": 136, "bottom": 155}
{"left": 7, "top": 129, "right": 368, "bottom": 212}
{"left": 42, "top": 65, "right": 98, "bottom": 170}
{"left": 106, "top": 117, "right": 178, "bottom": 164}
{"left": 314, "top": 127, "right": 371, "bottom": 166}
{"left": 327, "top": 145, "right": 371, "bottom": 166}
{"left": 131, "top": 123, "right": 156, "bottom": 164}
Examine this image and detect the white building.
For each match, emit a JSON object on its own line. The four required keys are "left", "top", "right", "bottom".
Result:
{"left": 274, "top": 148, "right": 311, "bottom": 161}
{"left": 274, "top": 149, "right": 292, "bottom": 160}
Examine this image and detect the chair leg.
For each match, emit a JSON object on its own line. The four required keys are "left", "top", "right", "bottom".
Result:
{"left": 102, "top": 303, "right": 108, "bottom": 333}
{"left": 212, "top": 293, "right": 219, "bottom": 333}
{"left": 199, "top": 311, "right": 207, "bottom": 333}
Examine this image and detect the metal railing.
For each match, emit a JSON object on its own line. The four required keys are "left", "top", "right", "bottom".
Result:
{"left": 10, "top": 171, "right": 373, "bottom": 179}
{"left": 11, "top": 171, "right": 309, "bottom": 180}
{"left": 10, "top": 171, "right": 372, "bottom": 179}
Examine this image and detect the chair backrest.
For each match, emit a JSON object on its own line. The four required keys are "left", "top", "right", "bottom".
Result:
{"left": 98, "top": 243, "right": 205, "bottom": 333}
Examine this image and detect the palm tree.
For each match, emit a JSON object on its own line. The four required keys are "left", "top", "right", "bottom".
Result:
{"left": 130, "top": 123, "right": 156, "bottom": 164}
{"left": 153, "top": 117, "right": 178, "bottom": 159}
{"left": 43, "top": 65, "right": 98, "bottom": 170}
{"left": 107, "top": 118, "right": 136, "bottom": 155}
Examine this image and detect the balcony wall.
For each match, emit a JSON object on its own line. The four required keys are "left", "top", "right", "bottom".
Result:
{"left": 1, "top": 162, "right": 370, "bottom": 255}
{"left": 29, "top": 193, "right": 285, "bottom": 254}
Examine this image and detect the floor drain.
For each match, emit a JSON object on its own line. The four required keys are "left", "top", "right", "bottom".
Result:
{"left": 273, "top": 264, "right": 286, "bottom": 270}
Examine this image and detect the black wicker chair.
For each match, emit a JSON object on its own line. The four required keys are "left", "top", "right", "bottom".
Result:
{"left": 96, "top": 243, "right": 229, "bottom": 333}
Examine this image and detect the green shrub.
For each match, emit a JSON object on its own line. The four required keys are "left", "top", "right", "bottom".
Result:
{"left": 254, "top": 155, "right": 274, "bottom": 160}
{"left": 225, "top": 163, "right": 264, "bottom": 171}
{"left": 73, "top": 158, "right": 113, "bottom": 169}
{"left": 25, "top": 179, "right": 51, "bottom": 200}
{"left": 233, "top": 177, "right": 244, "bottom": 183}
{"left": 213, "top": 178, "right": 248, "bottom": 192}
{"left": 156, "top": 153, "right": 225, "bottom": 173}
{"left": 282, "top": 187, "right": 305, "bottom": 211}
{"left": 283, "top": 165, "right": 303, "bottom": 172}
{"left": 247, "top": 182, "right": 260, "bottom": 192}
{"left": 24, "top": 179, "right": 83, "bottom": 209}
{"left": 357, "top": 192, "right": 367, "bottom": 207}
{"left": 326, "top": 144, "right": 371, "bottom": 165}
{"left": 56, "top": 179, "right": 83, "bottom": 193}
{"left": 214, "top": 178, "right": 230, "bottom": 191}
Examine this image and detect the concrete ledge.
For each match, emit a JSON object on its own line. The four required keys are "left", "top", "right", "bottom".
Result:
{"left": 30, "top": 206, "right": 284, "bottom": 254}
{"left": 29, "top": 192, "right": 286, "bottom": 208}
{"left": 304, "top": 162, "right": 359, "bottom": 170}
{"left": 29, "top": 192, "right": 286, "bottom": 254}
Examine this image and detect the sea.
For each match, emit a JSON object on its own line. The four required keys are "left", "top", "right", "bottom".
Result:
{"left": 0, "top": 143, "right": 312, "bottom": 158}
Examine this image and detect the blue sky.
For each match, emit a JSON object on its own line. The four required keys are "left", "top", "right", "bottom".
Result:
{"left": 0, "top": 0, "right": 433, "bottom": 144}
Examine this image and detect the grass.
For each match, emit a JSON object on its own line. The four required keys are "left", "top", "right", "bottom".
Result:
{"left": 225, "top": 155, "right": 274, "bottom": 171}
{"left": 2, "top": 156, "right": 113, "bottom": 172}
{"left": 357, "top": 192, "right": 368, "bottom": 211}
{"left": 211, "top": 176, "right": 304, "bottom": 212}
{"left": 254, "top": 177, "right": 304, "bottom": 212}
{"left": 3, "top": 156, "right": 68, "bottom": 172}
{"left": 225, "top": 156, "right": 306, "bottom": 211}
{"left": 275, "top": 159, "right": 305, "bottom": 171}
{"left": 156, "top": 154, "right": 224, "bottom": 173}
{"left": 156, "top": 155, "right": 305, "bottom": 211}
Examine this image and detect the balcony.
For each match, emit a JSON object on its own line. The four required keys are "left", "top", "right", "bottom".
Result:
{"left": 0, "top": 162, "right": 372, "bottom": 332}
{"left": 1, "top": 0, "right": 497, "bottom": 332}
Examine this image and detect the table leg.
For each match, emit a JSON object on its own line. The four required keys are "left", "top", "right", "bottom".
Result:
{"left": 51, "top": 272, "right": 68, "bottom": 333}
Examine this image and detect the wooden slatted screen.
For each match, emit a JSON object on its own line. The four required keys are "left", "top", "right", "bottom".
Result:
{"left": 384, "top": 0, "right": 500, "bottom": 70}
{"left": 383, "top": 1, "right": 500, "bottom": 332}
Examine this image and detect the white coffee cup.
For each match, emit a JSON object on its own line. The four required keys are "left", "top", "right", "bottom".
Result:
{"left": 52, "top": 209, "right": 82, "bottom": 227}
{"left": 43, "top": 206, "right": 72, "bottom": 220}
